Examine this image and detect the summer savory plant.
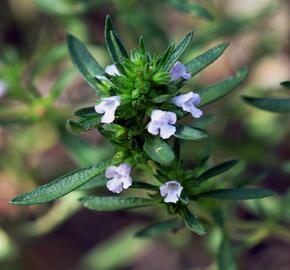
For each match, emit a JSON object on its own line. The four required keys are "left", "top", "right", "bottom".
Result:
{"left": 10, "top": 16, "right": 274, "bottom": 237}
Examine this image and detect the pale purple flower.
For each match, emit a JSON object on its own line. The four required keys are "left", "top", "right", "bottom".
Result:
{"left": 94, "top": 96, "right": 121, "bottom": 124}
{"left": 105, "top": 64, "right": 120, "bottom": 76}
{"left": 105, "top": 163, "right": 132, "bottom": 193}
{"left": 171, "top": 92, "right": 203, "bottom": 118}
{"left": 95, "top": 64, "right": 120, "bottom": 81}
{"left": 147, "top": 110, "right": 177, "bottom": 139}
{"left": 160, "top": 180, "right": 183, "bottom": 203}
{"left": 170, "top": 61, "right": 191, "bottom": 81}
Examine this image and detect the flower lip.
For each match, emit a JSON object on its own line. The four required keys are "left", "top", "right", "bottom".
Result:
{"left": 170, "top": 61, "right": 191, "bottom": 81}
{"left": 147, "top": 109, "right": 177, "bottom": 139}
{"left": 94, "top": 96, "right": 121, "bottom": 124}
{"left": 171, "top": 91, "right": 203, "bottom": 118}
{"left": 105, "top": 163, "right": 132, "bottom": 194}
{"left": 159, "top": 180, "right": 183, "bottom": 203}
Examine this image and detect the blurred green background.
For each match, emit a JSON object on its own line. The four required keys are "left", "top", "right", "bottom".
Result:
{"left": 0, "top": 0, "right": 290, "bottom": 269}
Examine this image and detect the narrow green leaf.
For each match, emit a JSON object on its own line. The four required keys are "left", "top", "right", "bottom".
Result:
{"left": 105, "top": 16, "right": 128, "bottom": 66}
{"left": 143, "top": 136, "right": 175, "bottom": 166}
{"left": 180, "top": 207, "right": 206, "bottom": 235}
{"left": 199, "top": 67, "right": 248, "bottom": 107}
{"left": 67, "top": 115, "right": 101, "bottom": 133}
{"left": 197, "top": 188, "right": 275, "bottom": 200}
{"left": 174, "top": 126, "right": 208, "bottom": 140}
{"left": 217, "top": 233, "right": 236, "bottom": 270}
{"left": 186, "top": 43, "right": 229, "bottom": 77}
{"left": 281, "top": 81, "right": 290, "bottom": 89}
{"left": 67, "top": 34, "right": 104, "bottom": 92}
{"left": 197, "top": 160, "right": 239, "bottom": 182}
{"left": 75, "top": 106, "right": 96, "bottom": 117}
{"left": 157, "top": 43, "right": 174, "bottom": 70}
{"left": 136, "top": 219, "right": 183, "bottom": 238}
{"left": 77, "top": 175, "right": 107, "bottom": 191}
{"left": 49, "top": 68, "right": 76, "bottom": 101}
{"left": 81, "top": 196, "right": 159, "bottom": 211}
{"left": 242, "top": 96, "right": 290, "bottom": 113}
{"left": 168, "top": 0, "right": 214, "bottom": 21}
{"left": 164, "top": 32, "right": 193, "bottom": 71}
{"left": 131, "top": 182, "right": 159, "bottom": 191}
{"left": 10, "top": 161, "right": 111, "bottom": 205}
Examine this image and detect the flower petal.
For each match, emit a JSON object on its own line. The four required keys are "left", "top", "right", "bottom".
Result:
{"left": 105, "top": 166, "right": 117, "bottom": 178}
{"left": 160, "top": 124, "right": 176, "bottom": 139}
{"left": 106, "top": 178, "right": 123, "bottom": 193}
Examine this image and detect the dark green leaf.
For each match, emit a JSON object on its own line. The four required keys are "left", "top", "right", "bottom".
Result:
{"left": 77, "top": 175, "right": 107, "bottom": 191}
{"left": 164, "top": 32, "right": 193, "bottom": 71}
{"left": 75, "top": 106, "right": 96, "bottom": 117}
{"left": 10, "top": 161, "right": 111, "bottom": 205}
{"left": 67, "top": 34, "right": 104, "bottom": 92}
{"left": 131, "top": 182, "right": 159, "bottom": 191}
{"left": 174, "top": 126, "right": 208, "bottom": 140}
{"left": 198, "top": 67, "right": 248, "bottom": 107}
{"left": 217, "top": 233, "right": 236, "bottom": 270}
{"left": 242, "top": 96, "right": 290, "bottom": 113}
{"left": 143, "top": 136, "right": 175, "bottom": 166}
{"left": 180, "top": 207, "right": 206, "bottom": 235}
{"left": 105, "top": 16, "right": 128, "bottom": 66}
{"left": 81, "top": 196, "right": 159, "bottom": 211}
{"left": 281, "top": 81, "right": 290, "bottom": 89}
{"left": 136, "top": 219, "right": 183, "bottom": 238}
{"left": 197, "top": 160, "right": 239, "bottom": 182}
{"left": 186, "top": 43, "right": 229, "bottom": 77}
{"left": 197, "top": 188, "right": 275, "bottom": 200}
{"left": 168, "top": 0, "right": 214, "bottom": 21}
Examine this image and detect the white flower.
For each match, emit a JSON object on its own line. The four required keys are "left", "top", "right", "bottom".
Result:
{"left": 159, "top": 180, "right": 183, "bottom": 203}
{"left": 105, "top": 163, "right": 132, "bottom": 193}
{"left": 95, "top": 64, "right": 120, "bottom": 81}
{"left": 147, "top": 110, "right": 177, "bottom": 139}
{"left": 0, "top": 80, "right": 7, "bottom": 98}
{"left": 94, "top": 96, "right": 121, "bottom": 124}
{"left": 170, "top": 61, "right": 191, "bottom": 81}
{"left": 171, "top": 91, "right": 203, "bottom": 118}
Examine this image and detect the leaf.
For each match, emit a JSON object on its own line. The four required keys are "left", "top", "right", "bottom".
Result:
{"left": 143, "top": 136, "right": 175, "bottom": 166}
{"left": 217, "top": 233, "right": 236, "bottom": 270}
{"left": 180, "top": 207, "right": 206, "bottom": 236}
{"left": 168, "top": 0, "right": 214, "bottom": 21}
{"left": 67, "top": 115, "right": 101, "bottom": 133}
{"left": 67, "top": 34, "right": 104, "bottom": 92}
{"left": 77, "top": 175, "right": 107, "bottom": 191}
{"left": 81, "top": 196, "right": 159, "bottom": 211}
{"left": 130, "top": 182, "right": 159, "bottom": 191}
{"left": 242, "top": 96, "right": 290, "bottom": 113}
{"left": 10, "top": 161, "right": 111, "bottom": 205}
{"left": 197, "top": 160, "right": 239, "bottom": 183}
{"left": 75, "top": 106, "right": 96, "bottom": 117}
{"left": 135, "top": 219, "right": 183, "bottom": 238}
{"left": 186, "top": 43, "right": 229, "bottom": 77}
{"left": 105, "top": 16, "right": 128, "bottom": 66}
{"left": 198, "top": 67, "right": 248, "bottom": 107}
{"left": 197, "top": 188, "right": 275, "bottom": 200}
{"left": 35, "top": 0, "right": 106, "bottom": 15}
{"left": 174, "top": 126, "right": 208, "bottom": 140}
{"left": 49, "top": 68, "right": 76, "bottom": 101}
{"left": 164, "top": 32, "right": 193, "bottom": 71}
{"left": 281, "top": 81, "right": 290, "bottom": 89}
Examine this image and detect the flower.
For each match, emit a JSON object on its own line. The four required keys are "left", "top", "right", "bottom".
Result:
{"left": 105, "top": 163, "right": 132, "bottom": 193}
{"left": 105, "top": 64, "right": 120, "bottom": 76}
{"left": 171, "top": 91, "right": 203, "bottom": 118}
{"left": 94, "top": 96, "right": 121, "bottom": 124}
{"left": 147, "top": 110, "right": 177, "bottom": 139}
{"left": 95, "top": 64, "right": 120, "bottom": 81}
{"left": 159, "top": 180, "right": 183, "bottom": 203}
{"left": 170, "top": 61, "right": 191, "bottom": 81}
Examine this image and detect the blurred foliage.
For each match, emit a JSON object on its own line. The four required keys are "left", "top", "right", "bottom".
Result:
{"left": 0, "top": 0, "right": 290, "bottom": 269}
